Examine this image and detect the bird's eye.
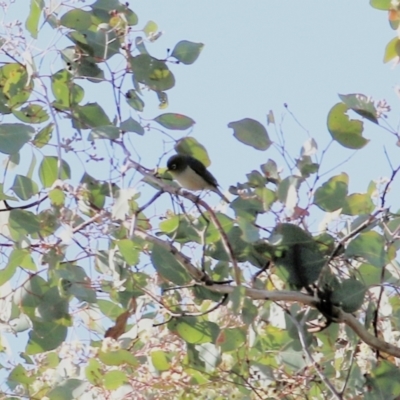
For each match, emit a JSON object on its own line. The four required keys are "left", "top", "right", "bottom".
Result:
{"left": 171, "top": 164, "right": 176, "bottom": 170}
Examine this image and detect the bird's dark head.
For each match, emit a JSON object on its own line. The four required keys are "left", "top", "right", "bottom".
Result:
{"left": 167, "top": 154, "right": 188, "bottom": 173}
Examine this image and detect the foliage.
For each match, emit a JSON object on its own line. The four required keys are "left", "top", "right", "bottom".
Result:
{"left": 0, "top": 1, "right": 399, "bottom": 399}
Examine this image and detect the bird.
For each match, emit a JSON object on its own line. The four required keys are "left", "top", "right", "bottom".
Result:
{"left": 166, "top": 154, "right": 230, "bottom": 203}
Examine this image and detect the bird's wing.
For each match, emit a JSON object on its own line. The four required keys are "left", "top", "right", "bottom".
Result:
{"left": 189, "top": 157, "right": 219, "bottom": 188}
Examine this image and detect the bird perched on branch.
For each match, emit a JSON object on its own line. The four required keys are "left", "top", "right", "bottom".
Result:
{"left": 166, "top": 154, "right": 230, "bottom": 203}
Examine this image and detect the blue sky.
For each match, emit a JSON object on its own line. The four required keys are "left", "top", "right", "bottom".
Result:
{"left": 129, "top": 1, "right": 399, "bottom": 200}
{"left": 2, "top": 1, "right": 397, "bottom": 203}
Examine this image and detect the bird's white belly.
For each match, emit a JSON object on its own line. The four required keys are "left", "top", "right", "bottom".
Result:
{"left": 174, "top": 167, "right": 212, "bottom": 191}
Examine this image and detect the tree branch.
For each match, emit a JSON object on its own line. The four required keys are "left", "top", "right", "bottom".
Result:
{"left": 205, "top": 283, "right": 400, "bottom": 359}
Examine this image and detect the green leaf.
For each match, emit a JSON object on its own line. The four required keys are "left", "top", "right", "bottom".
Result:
{"left": 13, "top": 104, "right": 49, "bottom": 124}
{"left": 99, "top": 349, "right": 138, "bottom": 367}
{"left": 68, "top": 29, "right": 120, "bottom": 61}
{"left": 91, "top": 0, "right": 138, "bottom": 26}
{"left": 151, "top": 350, "right": 170, "bottom": 371}
{"left": 8, "top": 364, "right": 35, "bottom": 386}
{"left": 55, "top": 264, "right": 96, "bottom": 303}
{"left": 231, "top": 196, "right": 264, "bottom": 221}
{"left": 255, "top": 187, "right": 277, "bottom": 211}
{"left": 85, "top": 358, "right": 103, "bottom": 385}
{"left": 168, "top": 317, "right": 219, "bottom": 344}
{"left": 8, "top": 248, "right": 36, "bottom": 271}
{"left": 98, "top": 300, "right": 124, "bottom": 320}
{"left": 49, "top": 188, "right": 65, "bottom": 206}
{"left": 260, "top": 159, "right": 280, "bottom": 183}
{"left": 51, "top": 69, "right": 84, "bottom": 109}
{"left": 88, "top": 125, "right": 120, "bottom": 140}
{"left": 0, "top": 64, "right": 33, "bottom": 108}
{"left": 48, "top": 379, "right": 88, "bottom": 400}
{"left": 339, "top": 93, "right": 379, "bottom": 124}
{"left": 359, "top": 263, "right": 394, "bottom": 286}
{"left": 38, "top": 209, "right": 60, "bottom": 237}
{"left": 9, "top": 209, "right": 40, "bottom": 235}
{"left": 25, "top": 0, "right": 44, "bottom": 39}
{"left": 159, "top": 214, "right": 201, "bottom": 244}
{"left": 313, "top": 173, "right": 348, "bottom": 212}
{"left": 204, "top": 212, "right": 234, "bottom": 243}
{"left": 9, "top": 152, "right": 20, "bottom": 168}
{"left": 280, "top": 348, "right": 308, "bottom": 371}
{"left": 246, "top": 170, "right": 266, "bottom": 188}
{"left": 39, "top": 156, "right": 71, "bottom": 187}
{"left": 154, "top": 113, "right": 195, "bottom": 130}
{"left": 130, "top": 54, "right": 175, "bottom": 91}
{"left": 0, "top": 183, "right": 17, "bottom": 202}
{"left": 383, "top": 37, "right": 399, "bottom": 63}
{"left": 121, "top": 117, "right": 145, "bottom": 135}
{"left": 207, "top": 226, "right": 250, "bottom": 262}
{"left": 365, "top": 360, "right": 400, "bottom": 399}
{"left": 11, "top": 175, "right": 39, "bottom": 200}
{"left": 370, "top": 0, "right": 392, "bottom": 10}
{"left": 229, "top": 118, "right": 272, "bottom": 150}
{"left": 174, "top": 137, "right": 210, "bottom": 167}
{"left": 91, "top": 0, "right": 123, "bottom": 11}
{"left": 342, "top": 193, "right": 375, "bottom": 216}
{"left": 36, "top": 286, "right": 69, "bottom": 321}
{"left": 345, "top": 231, "right": 391, "bottom": 268}
{"left": 0, "top": 123, "right": 34, "bottom": 155}
{"left": 26, "top": 155, "right": 36, "bottom": 178}
{"left": 26, "top": 322, "right": 68, "bottom": 354}
{"left": 241, "top": 297, "right": 258, "bottom": 325}
{"left": 125, "top": 89, "right": 144, "bottom": 111}
{"left": 327, "top": 103, "right": 369, "bottom": 149}
{"left": 72, "top": 103, "right": 111, "bottom": 129}
{"left": 330, "top": 278, "right": 366, "bottom": 313}
{"left": 0, "top": 90, "right": 11, "bottom": 115}
{"left": 13, "top": 275, "right": 46, "bottom": 309}
{"left": 103, "top": 370, "right": 128, "bottom": 390}
{"left": 270, "top": 223, "right": 325, "bottom": 288}
{"left": 218, "top": 328, "right": 246, "bottom": 352}
{"left": 151, "top": 243, "right": 191, "bottom": 285}
{"left": 171, "top": 40, "right": 204, "bottom": 65}
{"left": 237, "top": 217, "right": 260, "bottom": 243}
{"left": 32, "top": 123, "right": 53, "bottom": 148}
{"left": 80, "top": 173, "right": 110, "bottom": 210}
{"left": 118, "top": 239, "right": 140, "bottom": 265}
{"left": 0, "top": 262, "right": 17, "bottom": 286}
{"left": 296, "top": 156, "right": 319, "bottom": 178}
{"left": 60, "top": 9, "right": 93, "bottom": 30}
{"left": 143, "top": 21, "right": 158, "bottom": 37}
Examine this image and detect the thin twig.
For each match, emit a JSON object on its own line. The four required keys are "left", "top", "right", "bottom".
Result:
{"left": 326, "top": 208, "right": 384, "bottom": 265}
{"left": 285, "top": 310, "right": 342, "bottom": 400}
{"left": 339, "top": 343, "right": 358, "bottom": 396}
{"left": 380, "top": 160, "right": 400, "bottom": 208}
